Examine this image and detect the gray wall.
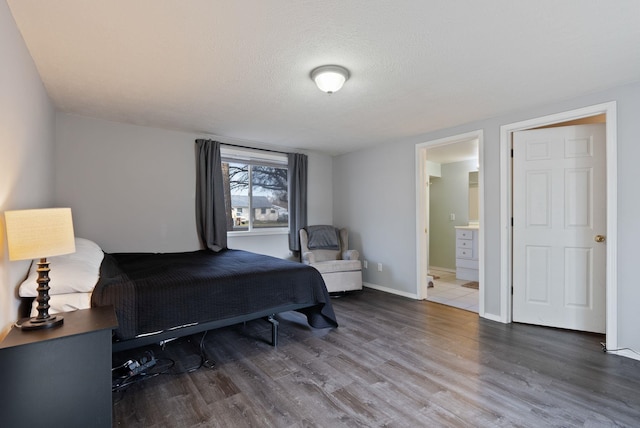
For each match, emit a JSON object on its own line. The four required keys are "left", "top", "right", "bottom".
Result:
{"left": 54, "top": 113, "right": 334, "bottom": 259}
{"left": 0, "top": 1, "right": 56, "bottom": 336}
{"left": 333, "top": 80, "right": 640, "bottom": 353}
{"left": 333, "top": 142, "right": 416, "bottom": 294}
{"left": 429, "top": 160, "right": 477, "bottom": 270}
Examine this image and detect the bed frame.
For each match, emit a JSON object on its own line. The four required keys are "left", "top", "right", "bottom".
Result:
{"left": 111, "top": 302, "right": 312, "bottom": 353}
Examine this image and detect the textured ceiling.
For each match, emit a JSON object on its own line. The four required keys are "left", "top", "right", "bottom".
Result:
{"left": 7, "top": 1, "right": 640, "bottom": 155}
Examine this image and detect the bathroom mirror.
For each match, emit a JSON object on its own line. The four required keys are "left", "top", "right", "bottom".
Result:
{"left": 468, "top": 171, "right": 479, "bottom": 222}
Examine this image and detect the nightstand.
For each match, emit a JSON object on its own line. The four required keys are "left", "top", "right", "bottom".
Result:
{"left": 0, "top": 306, "right": 118, "bottom": 428}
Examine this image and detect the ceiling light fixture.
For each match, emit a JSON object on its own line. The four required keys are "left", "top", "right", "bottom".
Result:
{"left": 310, "top": 65, "right": 350, "bottom": 94}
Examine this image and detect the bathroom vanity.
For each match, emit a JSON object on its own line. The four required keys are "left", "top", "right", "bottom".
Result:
{"left": 455, "top": 225, "right": 479, "bottom": 281}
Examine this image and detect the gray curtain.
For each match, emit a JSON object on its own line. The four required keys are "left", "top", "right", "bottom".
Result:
{"left": 288, "top": 153, "right": 308, "bottom": 253}
{"left": 195, "top": 139, "right": 227, "bottom": 252}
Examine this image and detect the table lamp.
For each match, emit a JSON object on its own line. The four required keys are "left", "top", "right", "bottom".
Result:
{"left": 4, "top": 208, "right": 75, "bottom": 330}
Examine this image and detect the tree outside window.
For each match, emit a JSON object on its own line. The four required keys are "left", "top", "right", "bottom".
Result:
{"left": 222, "top": 161, "right": 288, "bottom": 231}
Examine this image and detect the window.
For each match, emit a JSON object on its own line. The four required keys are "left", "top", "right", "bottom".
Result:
{"left": 221, "top": 147, "right": 288, "bottom": 233}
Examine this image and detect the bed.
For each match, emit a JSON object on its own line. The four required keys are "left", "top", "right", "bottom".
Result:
{"left": 19, "top": 238, "right": 338, "bottom": 352}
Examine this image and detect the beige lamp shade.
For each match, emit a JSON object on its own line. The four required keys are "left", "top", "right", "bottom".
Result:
{"left": 4, "top": 208, "right": 76, "bottom": 261}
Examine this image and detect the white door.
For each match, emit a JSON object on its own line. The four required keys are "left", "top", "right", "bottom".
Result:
{"left": 512, "top": 124, "right": 606, "bottom": 333}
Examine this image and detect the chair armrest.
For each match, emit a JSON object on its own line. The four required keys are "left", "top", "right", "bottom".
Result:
{"left": 302, "top": 251, "right": 316, "bottom": 264}
{"left": 343, "top": 250, "right": 359, "bottom": 260}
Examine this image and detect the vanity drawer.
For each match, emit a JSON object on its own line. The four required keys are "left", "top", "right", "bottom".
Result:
{"left": 456, "top": 258, "right": 478, "bottom": 269}
{"left": 456, "top": 229, "right": 474, "bottom": 240}
{"left": 457, "top": 238, "right": 472, "bottom": 249}
{"left": 456, "top": 247, "right": 473, "bottom": 259}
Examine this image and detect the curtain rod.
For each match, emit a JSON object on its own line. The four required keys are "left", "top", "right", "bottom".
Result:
{"left": 193, "top": 139, "right": 289, "bottom": 155}
{"left": 221, "top": 142, "right": 290, "bottom": 155}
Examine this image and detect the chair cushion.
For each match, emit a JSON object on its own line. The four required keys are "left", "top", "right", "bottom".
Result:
{"left": 305, "top": 248, "right": 341, "bottom": 263}
{"left": 311, "top": 259, "right": 361, "bottom": 274}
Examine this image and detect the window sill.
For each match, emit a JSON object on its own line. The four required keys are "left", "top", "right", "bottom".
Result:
{"left": 227, "top": 229, "right": 289, "bottom": 237}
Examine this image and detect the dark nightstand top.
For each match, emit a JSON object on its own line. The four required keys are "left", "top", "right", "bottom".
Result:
{"left": 0, "top": 305, "right": 118, "bottom": 349}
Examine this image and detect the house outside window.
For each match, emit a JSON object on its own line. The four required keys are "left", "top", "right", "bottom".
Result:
{"left": 221, "top": 147, "right": 288, "bottom": 233}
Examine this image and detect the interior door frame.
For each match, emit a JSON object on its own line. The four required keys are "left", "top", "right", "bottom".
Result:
{"left": 415, "top": 130, "right": 485, "bottom": 315}
{"left": 499, "top": 102, "right": 618, "bottom": 349}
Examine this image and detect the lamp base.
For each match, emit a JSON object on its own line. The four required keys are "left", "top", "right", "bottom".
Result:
{"left": 16, "top": 315, "right": 64, "bottom": 331}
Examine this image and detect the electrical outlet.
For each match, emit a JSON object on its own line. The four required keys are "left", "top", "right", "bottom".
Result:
{"left": 363, "top": 260, "right": 368, "bottom": 269}
{"left": 377, "top": 263, "right": 383, "bottom": 272}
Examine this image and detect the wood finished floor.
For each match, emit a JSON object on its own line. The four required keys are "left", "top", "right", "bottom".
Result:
{"left": 112, "top": 288, "right": 640, "bottom": 427}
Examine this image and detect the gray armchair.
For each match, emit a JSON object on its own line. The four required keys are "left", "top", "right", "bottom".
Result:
{"left": 299, "top": 226, "right": 363, "bottom": 293}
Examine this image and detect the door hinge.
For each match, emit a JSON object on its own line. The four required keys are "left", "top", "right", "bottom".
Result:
{"left": 511, "top": 217, "right": 514, "bottom": 227}
{"left": 511, "top": 286, "right": 514, "bottom": 295}
{"left": 511, "top": 149, "right": 514, "bottom": 158}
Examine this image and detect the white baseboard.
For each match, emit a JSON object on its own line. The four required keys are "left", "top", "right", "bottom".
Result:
{"left": 363, "top": 282, "right": 418, "bottom": 299}
{"left": 480, "top": 312, "right": 503, "bottom": 323}
{"left": 607, "top": 349, "right": 640, "bottom": 361}
{"left": 428, "top": 266, "right": 455, "bottom": 273}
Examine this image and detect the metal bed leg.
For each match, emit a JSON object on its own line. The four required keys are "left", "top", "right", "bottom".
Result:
{"left": 267, "top": 315, "right": 279, "bottom": 347}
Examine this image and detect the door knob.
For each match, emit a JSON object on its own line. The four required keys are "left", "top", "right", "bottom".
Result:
{"left": 594, "top": 235, "right": 606, "bottom": 243}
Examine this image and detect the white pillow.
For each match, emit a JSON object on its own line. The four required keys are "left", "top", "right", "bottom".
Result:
{"left": 30, "top": 292, "right": 92, "bottom": 316}
{"left": 19, "top": 237, "right": 104, "bottom": 297}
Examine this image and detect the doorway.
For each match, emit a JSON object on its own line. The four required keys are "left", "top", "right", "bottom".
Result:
{"left": 415, "top": 130, "right": 484, "bottom": 315}
{"left": 499, "top": 102, "right": 618, "bottom": 347}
